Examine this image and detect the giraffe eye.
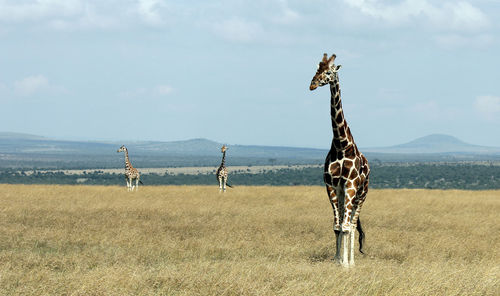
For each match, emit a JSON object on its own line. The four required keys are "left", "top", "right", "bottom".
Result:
{"left": 326, "top": 72, "right": 332, "bottom": 75}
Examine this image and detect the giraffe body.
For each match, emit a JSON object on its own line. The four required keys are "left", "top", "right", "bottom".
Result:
{"left": 117, "top": 145, "right": 142, "bottom": 191}
{"left": 310, "top": 53, "right": 370, "bottom": 267}
{"left": 216, "top": 145, "right": 232, "bottom": 192}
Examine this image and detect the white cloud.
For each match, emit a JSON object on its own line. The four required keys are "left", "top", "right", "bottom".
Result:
{"left": 14, "top": 75, "right": 49, "bottom": 96}
{"left": 137, "top": 0, "right": 165, "bottom": 26}
{"left": 271, "top": 0, "right": 300, "bottom": 24}
{"left": 0, "top": 0, "right": 83, "bottom": 22}
{"left": 120, "top": 84, "right": 174, "bottom": 99}
{"left": 343, "top": 0, "right": 489, "bottom": 31}
{"left": 475, "top": 95, "right": 500, "bottom": 121}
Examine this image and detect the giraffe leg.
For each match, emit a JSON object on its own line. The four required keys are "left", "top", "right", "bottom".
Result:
{"left": 341, "top": 230, "right": 349, "bottom": 267}
{"left": 349, "top": 225, "right": 355, "bottom": 266}
{"left": 334, "top": 229, "right": 341, "bottom": 263}
{"left": 327, "top": 186, "right": 341, "bottom": 231}
{"left": 351, "top": 181, "right": 369, "bottom": 228}
{"left": 341, "top": 186, "right": 357, "bottom": 232}
{"left": 218, "top": 177, "right": 223, "bottom": 192}
{"left": 327, "top": 186, "right": 343, "bottom": 262}
{"left": 135, "top": 178, "right": 139, "bottom": 191}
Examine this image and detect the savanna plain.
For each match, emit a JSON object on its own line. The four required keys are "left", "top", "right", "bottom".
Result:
{"left": 0, "top": 185, "right": 498, "bottom": 295}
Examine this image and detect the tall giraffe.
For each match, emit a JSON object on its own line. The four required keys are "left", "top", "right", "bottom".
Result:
{"left": 310, "top": 53, "right": 370, "bottom": 267}
{"left": 216, "top": 145, "right": 233, "bottom": 192}
{"left": 117, "top": 145, "right": 142, "bottom": 191}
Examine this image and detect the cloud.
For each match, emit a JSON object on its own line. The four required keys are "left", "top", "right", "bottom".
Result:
{"left": 0, "top": 0, "right": 169, "bottom": 30}
{"left": 271, "top": 0, "right": 301, "bottom": 24}
{"left": 120, "top": 84, "right": 175, "bottom": 99}
{"left": 343, "top": 0, "right": 489, "bottom": 31}
{"left": 14, "top": 75, "right": 50, "bottom": 96}
{"left": 137, "top": 0, "right": 165, "bottom": 26}
{"left": 474, "top": 95, "right": 500, "bottom": 121}
{"left": 0, "top": 0, "right": 83, "bottom": 22}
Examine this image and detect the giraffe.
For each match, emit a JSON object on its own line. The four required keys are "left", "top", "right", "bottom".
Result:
{"left": 216, "top": 145, "right": 233, "bottom": 192}
{"left": 309, "top": 53, "right": 370, "bottom": 267}
{"left": 117, "top": 145, "right": 142, "bottom": 191}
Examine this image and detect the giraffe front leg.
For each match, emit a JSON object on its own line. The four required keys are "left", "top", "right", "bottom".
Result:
{"left": 218, "top": 177, "right": 223, "bottom": 192}
{"left": 349, "top": 224, "right": 355, "bottom": 266}
{"left": 327, "top": 186, "right": 341, "bottom": 231}
{"left": 341, "top": 185, "right": 357, "bottom": 232}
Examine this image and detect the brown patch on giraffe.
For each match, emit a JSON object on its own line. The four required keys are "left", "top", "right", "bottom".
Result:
{"left": 349, "top": 169, "right": 359, "bottom": 180}
{"left": 346, "top": 202, "right": 353, "bottom": 211}
{"left": 329, "top": 162, "right": 341, "bottom": 175}
{"left": 335, "top": 113, "right": 343, "bottom": 124}
{"left": 346, "top": 189, "right": 356, "bottom": 198}
{"left": 345, "top": 180, "right": 352, "bottom": 188}
{"left": 355, "top": 157, "right": 360, "bottom": 169}
{"left": 332, "top": 177, "right": 340, "bottom": 187}
{"left": 344, "top": 145, "right": 356, "bottom": 158}
{"left": 341, "top": 160, "right": 353, "bottom": 177}
{"left": 353, "top": 177, "right": 360, "bottom": 189}
{"left": 339, "top": 127, "right": 346, "bottom": 138}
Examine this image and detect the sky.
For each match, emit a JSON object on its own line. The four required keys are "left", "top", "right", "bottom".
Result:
{"left": 1, "top": 0, "right": 499, "bottom": 149}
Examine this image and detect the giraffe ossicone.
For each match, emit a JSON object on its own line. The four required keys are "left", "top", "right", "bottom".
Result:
{"left": 310, "top": 53, "right": 370, "bottom": 268}
{"left": 117, "top": 145, "right": 142, "bottom": 192}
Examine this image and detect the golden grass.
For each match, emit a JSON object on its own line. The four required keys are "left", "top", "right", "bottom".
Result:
{"left": 0, "top": 185, "right": 499, "bottom": 295}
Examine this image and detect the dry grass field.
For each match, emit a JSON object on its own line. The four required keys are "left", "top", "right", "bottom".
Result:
{"left": 0, "top": 185, "right": 499, "bottom": 295}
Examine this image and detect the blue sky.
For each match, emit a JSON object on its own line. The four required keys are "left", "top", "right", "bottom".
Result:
{"left": 1, "top": 0, "right": 499, "bottom": 148}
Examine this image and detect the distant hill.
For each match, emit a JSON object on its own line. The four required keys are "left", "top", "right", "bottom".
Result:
{"left": 364, "top": 134, "right": 500, "bottom": 154}
{"left": 1, "top": 132, "right": 499, "bottom": 169}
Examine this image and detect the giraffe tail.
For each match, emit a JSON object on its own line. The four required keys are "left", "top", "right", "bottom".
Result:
{"left": 226, "top": 183, "right": 233, "bottom": 188}
{"left": 357, "top": 218, "right": 365, "bottom": 254}
{"left": 139, "top": 180, "right": 144, "bottom": 185}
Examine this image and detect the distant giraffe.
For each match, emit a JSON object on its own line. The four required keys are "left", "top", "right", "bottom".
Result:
{"left": 216, "top": 145, "right": 233, "bottom": 192}
{"left": 117, "top": 145, "right": 142, "bottom": 191}
{"left": 310, "top": 53, "right": 370, "bottom": 267}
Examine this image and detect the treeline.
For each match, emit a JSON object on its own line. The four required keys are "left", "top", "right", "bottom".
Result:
{"left": 0, "top": 163, "right": 499, "bottom": 190}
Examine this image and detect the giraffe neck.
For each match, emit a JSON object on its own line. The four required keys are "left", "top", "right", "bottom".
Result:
{"left": 220, "top": 151, "right": 226, "bottom": 167}
{"left": 123, "top": 149, "right": 133, "bottom": 171}
{"left": 329, "top": 80, "right": 354, "bottom": 151}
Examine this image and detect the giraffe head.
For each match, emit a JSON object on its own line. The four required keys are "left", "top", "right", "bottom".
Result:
{"left": 221, "top": 145, "right": 228, "bottom": 153}
{"left": 309, "top": 53, "right": 342, "bottom": 91}
{"left": 117, "top": 145, "right": 127, "bottom": 153}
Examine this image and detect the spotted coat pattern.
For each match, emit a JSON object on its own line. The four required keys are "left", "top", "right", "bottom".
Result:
{"left": 117, "top": 145, "right": 141, "bottom": 191}
{"left": 216, "top": 145, "right": 230, "bottom": 191}
{"left": 310, "top": 54, "right": 370, "bottom": 233}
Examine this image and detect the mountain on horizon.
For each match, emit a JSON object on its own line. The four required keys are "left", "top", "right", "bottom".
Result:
{"left": 364, "top": 134, "right": 500, "bottom": 154}
{"left": 1, "top": 132, "right": 500, "bottom": 157}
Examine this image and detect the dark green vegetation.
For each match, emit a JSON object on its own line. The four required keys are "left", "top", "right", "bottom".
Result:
{"left": 2, "top": 132, "right": 500, "bottom": 189}
{"left": 1, "top": 163, "right": 499, "bottom": 190}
